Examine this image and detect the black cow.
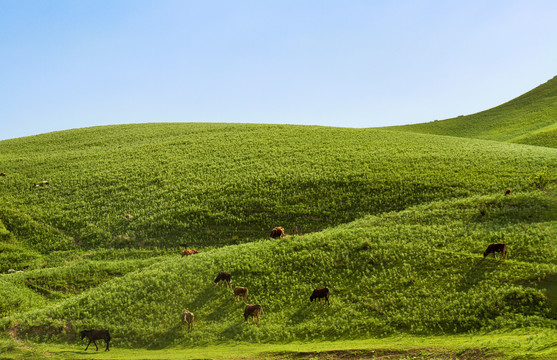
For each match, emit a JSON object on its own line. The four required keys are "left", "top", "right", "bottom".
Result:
{"left": 214, "top": 272, "right": 232, "bottom": 288}
{"left": 483, "top": 243, "right": 507, "bottom": 260}
{"left": 310, "top": 288, "right": 330, "bottom": 305}
{"left": 79, "top": 329, "right": 111, "bottom": 351}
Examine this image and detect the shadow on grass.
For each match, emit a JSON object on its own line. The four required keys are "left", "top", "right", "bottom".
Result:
{"left": 54, "top": 349, "right": 110, "bottom": 358}
{"left": 286, "top": 303, "right": 315, "bottom": 326}
{"left": 456, "top": 257, "right": 504, "bottom": 292}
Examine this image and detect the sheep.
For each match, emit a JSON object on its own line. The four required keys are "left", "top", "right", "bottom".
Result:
{"left": 79, "top": 329, "right": 111, "bottom": 351}
{"left": 243, "top": 304, "right": 264, "bottom": 325}
{"left": 483, "top": 243, "right": 507, "bottom": 260}
{"left": 310, "top": 288, "right": 330, "bottom": 305}
{"left": 233, "top": 286, "right": 249, "bottom": 303}
{"left": 180, "top": 310, "right": 194, "bottom": 332}
{"left": 214, "top": 272, "right": 232, "bottom": 288}
{"left": 269, "top": 226, "right": 285, "bottom": 239}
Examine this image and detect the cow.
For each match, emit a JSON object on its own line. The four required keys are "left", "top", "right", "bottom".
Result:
{"left": 505, "top": 189, "right": 512, "bottom": 196}
{"left": 233, "top": 286, "right": 249, "bottom": 303}
{"left": 483, "top": 243, "right": 507, "bottom": 260}
{"left": 243, "top": 304, "right": 264, "bottom": 325}
{"left": 79, "top": 329, "right": 111, "bottom": 351}
{"left": 310, "top": 288, "right": 330, "bottom": 305}
{"left": 214, "top": 272, "right": 232, "bottom": 288}
{"left": 180, "top": 310, "right": 194, "bottom": 332}
{"left": 0, "top": 172, "right": 6, "bottom": 176}
{"left": 34, "top": 180, "right": 49, "bottom": 187}
{"left": 270, "top": 226, "right": 285, "bottom": 239}
{"left": 181, "top": 249, "right": 199, "bottom": 257}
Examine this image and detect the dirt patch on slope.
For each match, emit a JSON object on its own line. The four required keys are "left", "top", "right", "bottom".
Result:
{"left": 265, "top": 347, "right": 498, "bottom": 360}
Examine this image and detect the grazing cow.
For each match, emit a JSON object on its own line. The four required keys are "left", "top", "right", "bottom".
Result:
{"left": 181, "top": 249, "right": 199, "bottom": 257}
{"left": 505, "top": 189, "right": 512, "bottom": 196}
{"left": 243, "top": 304, "right": 264, "bottom": 325}
{"left": 233, "top": 286, "right": 249, "bottom": 303}
{"left": 34, "top": 180, "right": 49, "bottom": 187}
{"left": 483, "top": 243, "right": 507, "bottom": 260}
{"left": 180, "top": 310, "right": 194, "bottom": 332}
{"left": 22, "top": 265, "right": 29, "bottom": 270}
{"left": 7, "top": 269, "right": 16, "bottom": 274}
{"left": 310, "top": 288, "right": 330, "bottom": 305}
{"left": 270, "top": 226, "right": 285, "bottom": 239}
{"left": 79, "top": 329, "right": 111, "bottom": 351}
{"left": 214, "top": 272, "right": 232, "bottom": 288}
{"left": 0, "top": 172, "right": 6, "bottom": 176}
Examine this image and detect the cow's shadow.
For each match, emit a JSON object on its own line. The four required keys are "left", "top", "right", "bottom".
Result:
{"left": 286, "top": 303, "right": 317, "bottom": 326}
{"left": 457, "top": 257, "right": 503, "bottom": 292}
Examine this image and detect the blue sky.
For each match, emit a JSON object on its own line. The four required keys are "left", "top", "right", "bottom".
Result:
{"left": 1, "top": 0, "right": 556, "bottom": 141}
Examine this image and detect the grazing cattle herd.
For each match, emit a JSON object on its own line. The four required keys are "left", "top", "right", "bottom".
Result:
{"left": 0, "top": 212, "right": 508, "bottom": 350}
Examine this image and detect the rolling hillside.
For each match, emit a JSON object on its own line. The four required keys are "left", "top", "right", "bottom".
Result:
{"left": 1, "top": 80, "right": 557, "bottom": 358}
{"left": 391, "top": 76, "right": 557, "bottom": 148}
{"left": 2, "top": 191, "right": 556, "bottom": 349}
{"left": 1, "top": 124, "right": 555, "bottom": 264}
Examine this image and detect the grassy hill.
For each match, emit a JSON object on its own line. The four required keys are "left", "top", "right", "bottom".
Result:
{"left": 390, "top": 76, "right": 557, "bottom": 148}
{"left": 1, "top": 123, "right": 555, "bottom": 264}
{"left": 2, "top": 191, "right": 556, "bottom": 351}
{"left": 1, "top": 90, "right": 557, "bottom": 358}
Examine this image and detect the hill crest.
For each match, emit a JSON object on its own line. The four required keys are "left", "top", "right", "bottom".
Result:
{"left": 391, "top": 75, "right": 557, "bottom": 148}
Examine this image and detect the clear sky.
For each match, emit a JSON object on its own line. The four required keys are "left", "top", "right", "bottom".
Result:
{"left": 1, "top": 0, "right": 556, "bottom": 141}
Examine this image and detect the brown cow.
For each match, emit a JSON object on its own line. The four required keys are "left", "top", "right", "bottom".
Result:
{"left": 504, "top": 189, "right": 512, "bottom": 196}
{"left": 234, "top": 286, "right": 249, "bottom": 303}
{"left": 270, "top": 226, "right": 285, "bottom": 239}
{"left": 214, "top": 272, "right": 232, "bottom": 288}
{"left": 243, "top": 304, "right": 264, "bottom": 325}
{"left": 483, "top": 243, "right": 507, "bottom": 260}
{"left": 180, "top": 310, "right": 194, "bottom": 332}
{"left": 181, "top": 249, "right": 199, "bottom": 257}
{"left": 310, "top": 288, "right": 330, "bottom": 305}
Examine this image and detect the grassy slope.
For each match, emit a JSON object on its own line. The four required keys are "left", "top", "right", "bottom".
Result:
{"left": 1, "top": 121, "right": 557, "bottom": 356}
{"left": 3, "top": 191, "right": 556, "bottom": 349}
{"left": 1, "top": 124, "right": 556, "bottom": 264}
{"left": 390, "top": 76, "right": 557, "bottom": 148}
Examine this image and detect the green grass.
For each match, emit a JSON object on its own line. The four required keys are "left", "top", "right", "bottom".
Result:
{"left": 391, "top": 76, "right": 557, "bottom": 148}
{"left": 1, "top": 79, "right": 557, "bottom": 358}
{"left": 3, "top": 192, "right": 556, "bottom": 351}
{"left": 2, "top": 330, "right": 557, "bottom": 359}
{"left": 1, "top": 123, "right": 555, "bottom": 261}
